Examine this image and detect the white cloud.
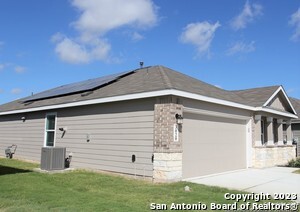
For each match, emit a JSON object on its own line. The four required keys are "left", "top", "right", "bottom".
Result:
{"left": 11, "top": 88, "right": 22, "bottom": 94}
{"left": 53, "top": 0, "right": 158, "bottom": 64}
{"left": 72, "top": 0, "right": 157, "bottom": 36}
{"left": 0, "top": 89, "right": 4, "bottom": 94}
{"left": 131, "top": 32, "right": 144, "bottom": 41}
{"left": 231, "top": 1, "right": 263, "bottom": 30}
{"left": 54, "top": 36, "right": 111, "bottom": 64}
{"left": 51, "top": 32, "right": 65, "bottom": 43}
{"left": 226, "top": 41, "right": 255, "bottom": 55}
{"left": 0, "top": 64, "right": 5, "bottom": 71}
{"left": 289, "top": 8, "right": 300, "bottom": 42}
{"left": 0, "top": 41, "right": 4, "bottom": 47}
{"left": 54, "top": 37, "right": 91, "bottom": 64}
{"left": 180, "top": 21, "right": 221, "bottom": 57}
{"left": 15, "top": 66, "right": 26, "bottom": 73}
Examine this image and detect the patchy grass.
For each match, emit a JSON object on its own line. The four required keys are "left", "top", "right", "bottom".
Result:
{"left": 0, "top": 158, "right": 295, "bottom": 211}
{"left": 293, "top": 169, "right": 300, "bottom": 174}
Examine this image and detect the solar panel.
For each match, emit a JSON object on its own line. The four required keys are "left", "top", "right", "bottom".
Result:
{"left": 23, "top": 70, "right": 134, "bottom": 102}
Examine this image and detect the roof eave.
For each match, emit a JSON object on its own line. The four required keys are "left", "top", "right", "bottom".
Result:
{"left": 0, "top": 89, "right": 297, "bottom": 119}
{"left": 0, "top": 89, "right": 254, "bottom": 116}
{"left": 255, "top": 107, "right": 298, "bottom": 119}
{"left": 263, "top": 86, "right": 297, "bottom": 115}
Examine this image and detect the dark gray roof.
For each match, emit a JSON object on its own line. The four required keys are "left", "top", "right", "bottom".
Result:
{"left": 22, "top": 70, "right": 133, "bottom": 102}
{"left": 290, "top": 98, "right": 300, "bottom": 121}
{"left": 0, "top": 65, "right": 294, "bottom": 115}
{"left": 232, "top": 86, "right": 280, "bottom": 107}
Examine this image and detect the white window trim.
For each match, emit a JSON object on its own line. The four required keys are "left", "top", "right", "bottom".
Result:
{"left": 44, "top": 112, "right": 57, "bottom": 147}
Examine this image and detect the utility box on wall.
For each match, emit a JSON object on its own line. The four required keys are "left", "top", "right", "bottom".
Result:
{"left": 41, "top": 147, "right": 66, "bottom": 170}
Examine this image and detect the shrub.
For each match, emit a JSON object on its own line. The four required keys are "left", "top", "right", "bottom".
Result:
{"left": 287, "top": 157, "right": 300, "bottom": 168}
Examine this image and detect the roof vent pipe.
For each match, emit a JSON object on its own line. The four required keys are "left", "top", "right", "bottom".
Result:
{"left": 139, "top": 61, "right": 144, "bottom": 68}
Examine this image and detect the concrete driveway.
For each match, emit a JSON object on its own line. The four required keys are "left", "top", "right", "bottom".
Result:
{"left": 184, "top": 167, "right": 300, "bottom": 203}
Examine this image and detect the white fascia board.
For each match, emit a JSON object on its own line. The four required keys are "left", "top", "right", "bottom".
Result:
{"left": 172, "top": 90, "right": 254, "bottom": 111}
{"left": 263, "top": 86, "right": 297, "bottom": 115}
{"left": 255, "top": 107, "right": 298, "bottom": 119}
{"left": 263, "top": 86, "right": 282, "bottom": 107}
{"left": 0, "top": 89, "right": 297, "bottom": 119}
{"left": 0, "top": 89, "right": 254, "bottom": 116}
{"left": 0, "top": 90, "right": 170, "bottom": 115}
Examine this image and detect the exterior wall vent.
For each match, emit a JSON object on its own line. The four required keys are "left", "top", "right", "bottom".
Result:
{"left": 41, "top": 147, "right": 66, "bottom": 170}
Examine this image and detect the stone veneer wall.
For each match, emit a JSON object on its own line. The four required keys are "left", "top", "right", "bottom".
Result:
{"left": 153, "top": 101, "right": 183, "bottom": 182}
{"left": 252, "top": 146, "right": 296, "bottom": 168}
{"left": 153, "top": 153, "right": 182, "bottom": 182}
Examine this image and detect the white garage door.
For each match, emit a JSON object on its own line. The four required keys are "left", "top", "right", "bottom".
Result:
{"left": 183, "top": 112, "right": 247, "bottom": 179}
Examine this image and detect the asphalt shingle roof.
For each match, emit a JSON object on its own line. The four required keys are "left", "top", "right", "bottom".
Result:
{"left": 290, "top": 98, "right": 300, "bottom": 121}
{"left": 231, "top": 86, "right": 280, "bottom": 107}
{"left": 0, "top": 65, "right": 295, "bottom": 115}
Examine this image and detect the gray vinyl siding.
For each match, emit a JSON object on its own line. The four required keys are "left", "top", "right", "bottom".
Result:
{"left": 292, "top": 124, "right": 300, "bottom": 138}
{"left": 54, "top": 98, "right": 155, "bottom": 177}
{"left": 0, "top": 98, "right": 155, "bottom": 177}
{"left": 0, "top": 112, "right": 45, "bottom": 161}
{"left": 292, "top": 124, "right": 300, "bottom": 157}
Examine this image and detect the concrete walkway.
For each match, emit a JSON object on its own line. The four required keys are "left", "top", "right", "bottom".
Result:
{"left": 184, "top": 167, "right": 300, "bottom": 202}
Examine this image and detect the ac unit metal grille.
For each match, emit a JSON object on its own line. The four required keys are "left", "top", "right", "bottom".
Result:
{"left": 41, "top": 147, "right": 66, "bottom": 170}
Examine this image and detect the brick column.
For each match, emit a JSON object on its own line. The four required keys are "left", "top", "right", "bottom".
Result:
{"left": 266, "top": 117, "right": 274, "bottom": 146}
{"left": 277, "top": 119, "right": 284, "bottom": 145}
{"left": 154, "top": 103, "right": 183, "bottom": 152}
{"left": 153, "top": 102, "right": 183, "bottom": 182}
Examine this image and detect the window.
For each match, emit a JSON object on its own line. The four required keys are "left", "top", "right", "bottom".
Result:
{"left": 45, "top": 113, "right": 57, "bottom": 147}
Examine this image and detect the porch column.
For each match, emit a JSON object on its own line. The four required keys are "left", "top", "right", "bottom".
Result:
{"left": 254, "top": 115, "right": 263, "bottom": 146}
{"left": 286, "top": 120, "right": 293, "bottom": 145}
{"left": 266, "top": 117, "right": 274, "bottom": 146}
{"left": 277, "top": 119, "right": 284, "bottom": 145}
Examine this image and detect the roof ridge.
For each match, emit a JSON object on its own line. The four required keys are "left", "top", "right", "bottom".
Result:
{"left": 157, "top": 65, "right": 173, "bottom": 89}
{"left": 167, "top": 66, "right": 251, "bottom": 99}
{"left": 158, "top": 65, "right": 226, "bottom": 91}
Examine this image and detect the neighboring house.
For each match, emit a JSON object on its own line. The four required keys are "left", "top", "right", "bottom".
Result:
{"left": 290, "top": 97, "right": 300, "bottom": 156}
{"left": 0, "top": 65, "right": 298, "bottom": 182}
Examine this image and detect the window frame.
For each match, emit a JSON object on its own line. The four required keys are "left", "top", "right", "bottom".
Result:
{"left": 44, "top": 112, "right": 57, "bottom": 147}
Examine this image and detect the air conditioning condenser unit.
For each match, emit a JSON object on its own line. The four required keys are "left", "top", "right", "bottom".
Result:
{"left": 40, "top": 147, "right": 66, "bottom": 170}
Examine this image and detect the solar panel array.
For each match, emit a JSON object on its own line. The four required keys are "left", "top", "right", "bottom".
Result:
{"left": 23, "top": 70, "right": 134, "bottom": 102}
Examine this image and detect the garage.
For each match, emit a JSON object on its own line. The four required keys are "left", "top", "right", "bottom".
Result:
{"left": 182, "top": 112, "right": 247, "bottom": 179}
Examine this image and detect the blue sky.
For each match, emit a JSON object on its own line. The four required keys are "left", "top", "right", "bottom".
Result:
{"left": 0, "top": 0, "right": 299, "bottom": 104}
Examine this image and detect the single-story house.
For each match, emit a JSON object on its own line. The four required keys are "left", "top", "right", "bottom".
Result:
{"left": 0, "top": 65, "right": 298, "bottom": 181}
{"left": 290, "top": 97, "right": 300, "bottom": 156}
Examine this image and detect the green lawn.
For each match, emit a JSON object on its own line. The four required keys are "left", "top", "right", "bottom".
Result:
{"left": 0, "top": 158, "right": 296, "bottom": 211}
